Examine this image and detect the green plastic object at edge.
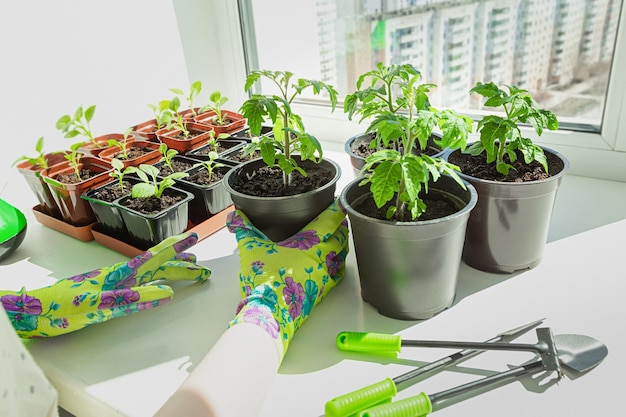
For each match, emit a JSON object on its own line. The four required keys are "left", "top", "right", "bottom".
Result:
{"left": 0, "top": 198, "right": 27, "bottom": 261}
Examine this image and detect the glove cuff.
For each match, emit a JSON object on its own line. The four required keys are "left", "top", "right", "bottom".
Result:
{"left": 229, "top": 293, "right": 287, "bottom": 362}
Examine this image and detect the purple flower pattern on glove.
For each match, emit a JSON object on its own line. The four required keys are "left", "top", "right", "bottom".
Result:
{"left": 98, "top": 289, "right": 141, "bottom": 309}
{"left": 325, "top": 251, "right": 343, "bottom": 279}
{"left": 278, "top": 230, "right": 320, "bottom": 250}
{"left": 283, "top": 277, "right": 305, "bottom": 320}
{"left": 1, "top": 293, "right": 43, "bottom": 315}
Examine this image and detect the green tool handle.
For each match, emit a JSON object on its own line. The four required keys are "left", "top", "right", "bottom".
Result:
{"left": 357, "top": 361, "right": 544, "bottom": 417}
{"left": 325, "top": 378, "right": 397, "bottom": 417}
{"left": 336, "top": 331, "right": 402, "bottom": 354}
{"left": 337, "top": 331, "right": 545, "bottom": 355}
{"left": 357, "top": 392, "right": 432, "bottom": 417}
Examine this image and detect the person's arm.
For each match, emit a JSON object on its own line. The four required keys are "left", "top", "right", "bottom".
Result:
{"left": 155, "top": 323, "right": 279, "bottom": 417}
{"left": 156, "top": 201, "right": 350, "bottom": 417}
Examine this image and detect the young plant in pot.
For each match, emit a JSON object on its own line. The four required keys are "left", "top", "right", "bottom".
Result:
{"left": 185, "top": 129, "right": 246, "bottom": 161}
{"left": 98, "top": 128, "right": 161, "bottom": 168}
{"left": 13, "top": 136, "right": 66, "bottom": 218}
{"left": 224, "top": 69, "right": 341, "bottom": 242}
{"left": 343, "top": 63, "right": 445, "bottom": 178}
{"left": 445, "top": 82, "right": 570, "bottom": 273}
{"left": 40, "top": 142, "right": 114, "bottom": 227}
{"left": 193, "top": 90, "right": 246, "bottom": 134}
{"left": 81, "top": 158, "right": 139, "bottom": 237}
{"left": 131, "top": 98, "right": 177, "bottom": 142}
{"left": 339, "top": 71, "right": 477, "bottom": 320}
{"left": 154, "top": 143, "right": 196, "bottom": 177}
{"left": 175, "top": 151, "right": 236, "bottom": 225}
{"left": 156, "top": 96, "right": 215, "bottom": 153}
{"left": 56, "top": 104, "right": 130, "bottom": 157}
{"left": 115, "top": 163, "right": 193, "bottom": 249}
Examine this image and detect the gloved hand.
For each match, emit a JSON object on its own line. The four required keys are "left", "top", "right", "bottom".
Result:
{"left": 1, "top": 232, "right": 210, "bottom": 338}
{"left": 226, "top": 199, "right": 350, "bottom": 361}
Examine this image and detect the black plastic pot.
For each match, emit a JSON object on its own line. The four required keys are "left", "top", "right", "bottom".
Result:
{"left": 340, "top": 174, "right": 477, "bottom": 320}
{"left": 81, "top": 177, "right": 140, "bottom": 237}
{"left": 444, "top": 145, "right": 570, "bottom": 273}
{"left": 174, "top": 161, "right": 236, "bottom": 225}
{"left": 229, "top": 126, "right": 274, "bottom": 142}
{"left": 115, "top": 187, "right": 193, "bottom": 249}
{"left": 223, "top": 156, "right": 341, "bottom": 242}
{"left": 185, "top": 140, "right": 247, "bottom": 161}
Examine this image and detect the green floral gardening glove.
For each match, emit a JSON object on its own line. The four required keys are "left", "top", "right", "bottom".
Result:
{"left": 226, "top": 199, "right": 350, "bottom": 361}
{"left": 0, "top": 232, "right": 210, "bottom": 338}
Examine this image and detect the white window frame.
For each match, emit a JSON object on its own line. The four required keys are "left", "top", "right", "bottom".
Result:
{"left": 177, "top": 1, "right": 626, "bottom": 182}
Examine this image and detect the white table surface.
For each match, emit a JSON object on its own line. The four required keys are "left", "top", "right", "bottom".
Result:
{"left": 1, "top": 149, "right": 624, "bottom": 417}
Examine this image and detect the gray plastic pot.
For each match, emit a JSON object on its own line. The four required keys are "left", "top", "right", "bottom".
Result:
{"left": 340, "top": 174, "right": 477, "bottom": 320}
{"left": 223, "top": 156, "right": 341, "bottom": 242}
{"left": 444, "top": 146, "right": 570, "bottom": 273}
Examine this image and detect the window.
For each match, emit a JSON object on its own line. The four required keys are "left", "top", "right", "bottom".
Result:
{"left": 185, "top": 1, "right": 626, "bottom": 181}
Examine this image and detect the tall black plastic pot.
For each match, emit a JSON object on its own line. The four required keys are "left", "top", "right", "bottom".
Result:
{"left": 223, "top": 156, "right": 341, "bottom": 242}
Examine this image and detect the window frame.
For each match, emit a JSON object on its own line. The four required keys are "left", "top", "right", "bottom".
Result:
{"left": 181, "top": 1, "right": 626, "bottom": 182}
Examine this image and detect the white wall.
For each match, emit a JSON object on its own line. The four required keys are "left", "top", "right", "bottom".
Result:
{"left": 0, "top": 1, "right": 191, "bottom": 178}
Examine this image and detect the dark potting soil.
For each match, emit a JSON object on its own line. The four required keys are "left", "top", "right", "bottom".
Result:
{"left": 353, "top": 192, "right": 462, "bottom": 222}
{"left": 107, "top": 146, "right": 155, "bottom": 161}
{"left": 56, "top": 169, "right": 102, "bottom": 184}
{"left": 186, "top": 169, "right": 226, "bottom": 186}
{"left": 158, "top": 160, "right": 194, "bottom": 176}
{"left": 231, "top": 163, "right": 334, "bottom": 197}
{"left": 351, "top": 134, "right": 442, "bottom": 159}
{"left": 122, "top": 193, "right": 184, "bottom": 215}
{"left": 192, "top": 142, "right": 238, "bottom": 155}
{"left": 224, "top": 149, "right": 261, "bottom": 163}
{"left": 447, "top": 149, "right": 562, "bottom": 182}
{"left": 168, "top": 131, "right": 204, "bottom": 141}
{"left": 92, "top": 181, "right": 133, "bottom": 202}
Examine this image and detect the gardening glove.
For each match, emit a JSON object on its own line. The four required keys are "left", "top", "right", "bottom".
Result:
{"left": 226, "top": 199, "right": 350, "bottom": 362}
{"left": 0, "top": 232, "right": 210, "bottom": 338}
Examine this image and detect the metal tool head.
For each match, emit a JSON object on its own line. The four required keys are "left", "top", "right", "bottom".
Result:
{"left": 535, "top": 327, "right": 562, "bottom": 377}
{"left": 554, "top": 334, "right": 608, "bottom": 373}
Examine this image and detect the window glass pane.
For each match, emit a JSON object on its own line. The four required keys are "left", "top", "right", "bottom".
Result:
{"left": 243, "top": 0, "right": 622, "bottom": 132}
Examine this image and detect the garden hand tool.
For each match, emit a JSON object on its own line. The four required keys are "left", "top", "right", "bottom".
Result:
{"left": 325, "top": 318, "right": 544, "bottom": 417}
{"left": 336, "top": 327, "right": 562, "bottom": 376}
{"left": 356, "top": 333, "right": 608, "bottom": 417}
{"left": 226, "top": 199, "right": 350, "bottom": 361}
{"left": 0, "top": 232, "right": 210, "bottom": 338}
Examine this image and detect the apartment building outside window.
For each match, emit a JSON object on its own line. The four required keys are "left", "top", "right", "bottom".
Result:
{"left": 241, "top": 0, "right": 622, "bottom": 133}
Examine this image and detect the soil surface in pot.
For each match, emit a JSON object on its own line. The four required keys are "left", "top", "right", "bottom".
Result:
{"left": 92, "top": 181, "right": 133, "bottom": 202}
{"left": 192, "top": 142, "right": 239, "bottom": 155}
{"left": 168, "top": 131, "right": 205, "bottom": 141}
{"left": 55, "top": 169, "right": 103, "bottom": 184}
{"left": 158, "top": 160, "right": 194, "bottom": 176}
{"left": 231, "top": 162, "right": 334, "bottom": 197}
{"left": 351, "top": 133, "right": 441, "bottom": 159}
{"left": 107, "top": 146, "right": 156, "bottom": 161}
{"left": 353, "top": 192, "right": 462, "bottom": 222}
{"left": 186, "top": 170, "right": 226, "bottom": 186}
{"left": 448, "top": 149, "right": 562, "bottom": 182}
{"left": 224, "top": 149, "right": 261, "bottom": 164}
{"left": 122, "top": 194, "right": 184, "bottom": 215}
